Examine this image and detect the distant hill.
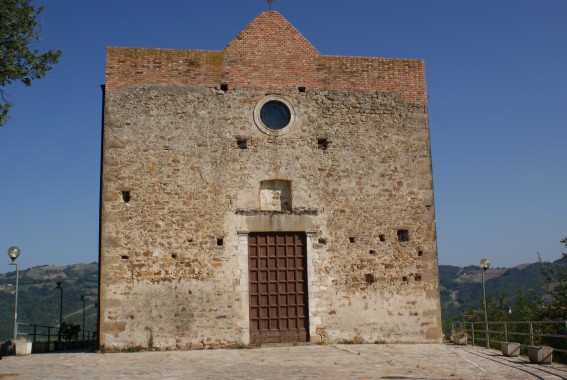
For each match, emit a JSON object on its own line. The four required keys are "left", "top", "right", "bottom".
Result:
{"left": 439, "top": 260, "right": 559, "bottom": 320}
{"left": 0, "top": 263, "right": 98, "bottom": 341}
{"left": 1, "top": 259, "right": 564, "bottom": 340}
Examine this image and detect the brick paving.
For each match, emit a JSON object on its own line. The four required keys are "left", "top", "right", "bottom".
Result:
{"left": 1, "top": 344, "right": 567, "bottom": 379}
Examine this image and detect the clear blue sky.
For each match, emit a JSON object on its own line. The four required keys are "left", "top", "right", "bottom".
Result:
{"left": 1, "top": 0, "right": 566, "bottom": 274}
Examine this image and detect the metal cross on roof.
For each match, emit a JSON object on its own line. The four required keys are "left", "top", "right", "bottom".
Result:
{"left": 264, "top": 0, "right": 276, "bottom": 11}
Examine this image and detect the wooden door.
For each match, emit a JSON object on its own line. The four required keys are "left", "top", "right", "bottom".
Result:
{"left": 248, "top": 232, "right": 309, "bottom": 344}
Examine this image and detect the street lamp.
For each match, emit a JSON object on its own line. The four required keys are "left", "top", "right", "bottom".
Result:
{"left": 8, "top": 246, "right": 21, "bottom": 340}
{"left": 56, "top": 276, "right": 64, "bottom": 342}
{"left": 80, "top": 292, "right": 86, "bottom": 342}
{"left": 480, "top": 258, "right": 491, "bottom": 349}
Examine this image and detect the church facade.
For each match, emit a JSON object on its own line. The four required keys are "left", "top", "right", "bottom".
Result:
{"left": 99, "top": 11, "right": 442, "bottom": 349}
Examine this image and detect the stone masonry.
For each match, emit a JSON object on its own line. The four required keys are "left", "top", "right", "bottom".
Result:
{"left": 99, "top": 11, "right": 441, "bottom": 350}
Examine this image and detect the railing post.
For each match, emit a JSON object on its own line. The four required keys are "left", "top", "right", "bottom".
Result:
{"left": 471, "top": 323, "right": 475, "bottom": 346}
{"left": 504, "top": 321, "right": 508, "bottom": 342}
{"left": 529, "top": 322, "right": 534, "bottom": 346}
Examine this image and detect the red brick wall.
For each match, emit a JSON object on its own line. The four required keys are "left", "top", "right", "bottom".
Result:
{"left": 105, "top": 11, "right": 427, "bottom": 104}
{"left": 105, "top": 48, "right": 223, "bottom": 91}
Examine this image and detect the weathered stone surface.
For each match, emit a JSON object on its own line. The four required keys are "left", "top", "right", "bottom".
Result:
{"left": 99, "top": 11, "right": 442, "bottom": 350}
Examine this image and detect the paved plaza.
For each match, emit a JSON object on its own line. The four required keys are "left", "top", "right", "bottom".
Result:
{"left": 1, "top": 343, "right": 567, "bottom": 379}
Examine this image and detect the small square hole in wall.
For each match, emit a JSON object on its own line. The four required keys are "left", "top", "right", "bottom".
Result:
{"left": 414, "top": 274, "right": 422, "bottom": 281}
{"left": 418, "top": 250, "right": 423, "bottom": 257}
{"left": 187, "top": 238, "right": 193, "bottom": 243}
{"left": 365, "top": 273, "right": 376, "bottom": 284}
{"left": 369, "top": 250, "right": 376, "bottom": 255}
{"left": 402, "top": 276, "right": 408, "bottom": 282}
{"left": 121, "top": 191, "right": 131, "bottom": 203}
{"left": 220, "top": 83, "right": 228, "bottom": 91}
{"left": 237, "top": 139, "right": 248, "bottom": 149}
{"left": 216, "top": 238, "right": 224, "bottom": 246}
{"left": 397, "top": 229, "right": 409, "bottom": 242}
{"left": 298, "top": 86, "right": 306, "bottom": 93}
{"left": 379, "top": 234, "right": 385, "bottom": 242}
{"left": 317, "top": 138, "right": 329, "bottom": 150}
{"left": 171, "top": 253, "right": 177, "bottom": 259}
{"left": 318, "top": 238, "right": 327, "bottom": 245}
{"left": 349, "top": 237, "right": 356, "bottom": 244}
{"left": 121, "top": 255, "right": 129, "bottom": 260}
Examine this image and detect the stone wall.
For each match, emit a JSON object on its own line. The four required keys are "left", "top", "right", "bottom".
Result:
{"left": 100, "top": 85, "right": 440, "bottom": 348}
{"left": 99, "top": 10, "right": 441, "bottom": 349}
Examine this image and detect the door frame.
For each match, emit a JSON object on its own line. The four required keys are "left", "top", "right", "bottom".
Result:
{"left": 237, "top": 230, "right": 318, "bottom": 345}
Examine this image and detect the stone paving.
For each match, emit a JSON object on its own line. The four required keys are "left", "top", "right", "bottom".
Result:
{"left": 1, "top": 344, "right": 567, "bottom": 379}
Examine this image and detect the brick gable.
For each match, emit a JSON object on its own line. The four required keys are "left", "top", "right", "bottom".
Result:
{"left": 223, "top": 11, "right": 319, "bottom": 90}
{"left": 105, "top": 11, "right": 427, "bottom": 104}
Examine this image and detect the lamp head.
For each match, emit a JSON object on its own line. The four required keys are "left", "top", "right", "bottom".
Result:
{"left": 55, "top": 276, "right": 64, "bottom": 287}
{"left": 480, "top": 258, "right": 491, "bottom": 271}
{"left": 7, "top": 246, "right": 20, "bottom": 263}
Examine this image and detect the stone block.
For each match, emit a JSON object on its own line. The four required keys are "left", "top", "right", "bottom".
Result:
{"left": 501, "top": 342, "right": 520, "bottom": 357}
{"left": 189, "top": 342, "right": 205, "bottom": 350}
{"left": 528, "top": 346, "right": 553, "bottom": 364}
{"left": 14, "top": 341, "right": 32, "bottom": 356}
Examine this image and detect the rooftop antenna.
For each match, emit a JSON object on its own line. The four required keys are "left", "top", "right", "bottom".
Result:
{"left": 264, "top": 0, "right": 276, "bottom": 11}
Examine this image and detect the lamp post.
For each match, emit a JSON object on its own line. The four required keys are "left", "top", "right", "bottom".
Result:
{"left": 56, "top": 276, "right": 64, "bottom": 342}
{"left": 480, "top": 258, "right": 491, "bottom": 349}
{"left": 8, "top": 246, "right": 21, "bottom": 340}
{"left": 80, "top": 292, "right": 86, "bottom": 342}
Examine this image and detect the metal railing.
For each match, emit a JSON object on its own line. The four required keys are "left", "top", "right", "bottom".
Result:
{"left": 14, "top": 323, "right": 97, "bottom": 353}
{"left": 452, "top": 320, "right": 567, "bottom": 357}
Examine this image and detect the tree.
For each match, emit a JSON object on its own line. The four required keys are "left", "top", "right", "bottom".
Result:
{"left": 510, "top": 289, "right": 541, "bottom": 321}
{"left": 537, "top": 237, "right": 567, "bottom": 320}
{"left": 60, "top": 322, "right": 80, "bottom": 342}
{"left": 0, "top": 0, "right": 61, "bottom": 126}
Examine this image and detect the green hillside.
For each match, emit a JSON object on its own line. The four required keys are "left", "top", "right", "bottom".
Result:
{"left": 439, "top": 261, "right": 555, "bottom": 320}
{"left": 0, "top": 263, "right": 98, "bottom": 341}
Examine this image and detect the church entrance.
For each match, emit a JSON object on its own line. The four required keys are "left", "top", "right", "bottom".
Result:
{"left": 248, "top": 232, "right": 309, "bottom": 344}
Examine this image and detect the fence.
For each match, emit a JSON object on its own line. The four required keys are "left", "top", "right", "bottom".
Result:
{"left": 15, "top": 323, "right": 97, "bottom": 353}
{"left": 452, "top": 320, "right": 567, "bottom": 362}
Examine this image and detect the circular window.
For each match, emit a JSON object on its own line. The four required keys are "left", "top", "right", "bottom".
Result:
{"left": 254, "top": 96, "right": 296, "bottom": 135}
{"left": 260, "top": 100, "right": 291, "bottom": 130}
